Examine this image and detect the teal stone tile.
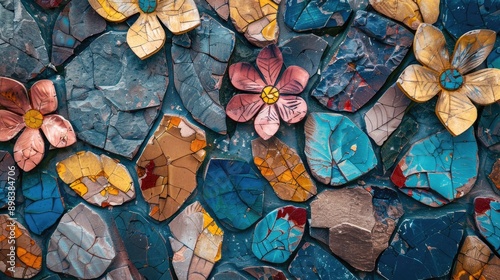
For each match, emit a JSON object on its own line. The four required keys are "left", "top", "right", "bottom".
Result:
{"left": 284, "top": 0, "right": 352, "bottom": 32}
{"left": 478, "top": 101, "right": 500, "bottom": 152}
{"left": 475, "top": 197, "right": 500, "bottom": 254}
{"left": 442, "top": 0, "right": 500, "bottom": 39}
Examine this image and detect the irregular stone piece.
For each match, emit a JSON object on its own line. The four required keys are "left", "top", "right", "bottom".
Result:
{"left": 289, "top": 242, "right": 357, "bottom": 280}
{"left": 101, "top": 267, "right": 135, "bottom": 280}
{"left": 168, "top": 201, "right": 223, "bottom": 280}
{"left": 172, "top": 14, "right": 234, "bottom": 134}
{"left": 380, "top": 116, "right": 419, "bottom": 172}
{"left": 391, "top": 128, "right": 478, "bottom": 207}
{"left": 284, "top": 0, "right": 352, "bottom": 31}
{"left": 475, "top": 197, "right": 500, "bottom": 254}
{"left": 244, "top": 266, "right": 286, "bottom": 280}
{"left": 0, "top": 215, "right": 42, "bottom": 278}
{"left": 56, "top": 151, "right": 135, "bottom": 207}
{"left": 212, "top": 270, "right": 248, "bottom": 280}
{"left": 310, "top": 186, "right": 404, "bottom": 271}
{"left": 377, "top": 210, "right": 466, "bottom": 280}
{"left": 478, "top": 101, "right": 500, "bottom": 152}
{"left": 452, "top": 235, "right": 500, "bottom": 280}
{"left": 114, "top": 211, "right": 171, "bottom": 280}
{"left": 205, "top": 0, "right": 230, "bottom": 20}
{"left": 490, "top": 159, "right": 500, "bottom": 191}
{"left": 203, "top": 159, "right": 265, "bottom": 231}
{"left": 304, "top": 113, "right": 378, "bottom": 186}
{"left": 281, "top": 34, "right": 328, "bottom": 77}
{"left": 229, "top": 0, "right": 280, "bottom": 47}
{"left": 65, "top": 31, "right": 168, "bottom": 158}
{"left": 35, "top": 0, "right": 62, "bottom": 8}
{"left": 364, "top": 84, "right": 411, "bottom": 146}
{"left": 442, "top": 0, "right": 500, "bottom": 39}
{"left": 51, "top": 0, "right": 106, "bottom": 66}
{"left": 252, "top": 205, "right": 306, "bottom": 263}
{"left": 369, "top": 0, "right": 440, "bottom": 30}
{"left": 136, "top": 115, "right": 207, "bottom": 221}
{"left": 252, "top": 137, "right": 316, "bottom": 202}
{"left": 47, "top": 203, "right": 116, "bottom": 279}
{"left": 312, "top": 11, "right": 413, "bottom": 112}
{"left": 23, "top": 170, "right": 65, "bottom": 235}
{"left": 0, "top": 0, "right": 49, "bottom": 82}
{"left": 0, "top": 151, "right": 19, "bottom": 209}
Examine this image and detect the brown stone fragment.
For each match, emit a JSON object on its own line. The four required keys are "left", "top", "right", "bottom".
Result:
{"left": 452, "top": 235, "right": 500, "bottom": 280}
{"left": 489, "top": 158, "right": 500, "bottom": 190}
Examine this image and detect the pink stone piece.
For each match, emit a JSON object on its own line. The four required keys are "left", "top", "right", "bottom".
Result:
{"left": 205, "top": 0, "right": 230, "bottom": 20}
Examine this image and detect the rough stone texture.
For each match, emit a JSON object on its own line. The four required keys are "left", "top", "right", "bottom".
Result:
{"left": 244, "top": 266, "right": 286, "bottom": 280}
{"left": 312, "top": 10, "right": 413, "bottom": 112}
{"left": 284, "top": 0, "right": 352, "bottom": 31}
{"left": 475, "top": 197, "right": 500, "bottom": 254}
{"left": 101, "top": 267, "right": 135, "bottom": 280}
{"left": 0, "top": 0, "right": 49, "bottom": 82}
{"left": 47, "top": 203, "right": 116, "bottom": 279}
{"left": 478, "top": 101, "right": 500, "bottom": 152}
{"left": 381, "top": 116, "right": 419, "bottom": 172}
{"left": 0, "top": 151, "right": 19, "bottom": 209}
{"left": 490, "top": 159, "right": 500, "bottom": 191}
{"left": 211, "top": 270, "right": 247, "bottom": 280}
{"left": 65, "top": 31, "right": 168, "bottom": 159}
{"left": 442, "top": 0, "right": 500, "bottom": 39}
{"left": 172, "top": 14, "right": 234, "bottom": 134}
{"left": 205, "top": 0, "right": 230, "bottom": 20}
{"left": 488, "top": 39, "right": 500, "bottom": 69}
{"left": 310, "top": 186, "right": 403, "bottom": 271}
{"left": 452, "top": 235, "right": 500, "bottom": 280}
{"left": 281, "top": 34, "right": 328, "bottom": 77}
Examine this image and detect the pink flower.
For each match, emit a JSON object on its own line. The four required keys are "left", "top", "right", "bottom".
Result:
{"left": 0, "top": 77, "right": 76, "bottom": 171}
{"left": 226, "top": 45, "right": 310, "bottom": 140}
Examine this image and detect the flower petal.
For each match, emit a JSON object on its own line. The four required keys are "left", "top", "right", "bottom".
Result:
{"left": 41, "top": 114, "right": 77, "bottom": 148}
{"left": 127, "top": 13, "right": 166, "bottom": 59}
{"left": 156, "top": 0, "right": 201, "bottom": 34}
{"left": 30, "top": 80, "right": 57, "bottom": 115}
{"left": 397, "top": 64, "right": 441, "bottom": 102}
{"left": 257, "top": 45, "right": 283, "bottom": 85}
{"left": 436, "top": 91, "right": 477, "bottom": 136}
{"left": 276, "top": 96, "right": 307, "bottom": 124}
{"left": 254, "top": 105, "right": 280, "bottom": 140}
{"left": 461, "top": 68, "right": 500, "bottom": 105}
{"left": 451, "top": 29, "right": 496, "bottom": 74}
{"left": 0, "top": 110, "right": 25, "bottom": 141}
{"left": 275, "top": 66, "right": 309, "bottom": 94}
{"left": 14, "top": 128, "right": 45, "bottom": 172}
{"left": 414, "top": 23, "right": 450, "bottom": 72}
{"left": 88, "top": 0, "right": 139, "bottom": 22}
{"left": 229, "top": 63, "right": 267, "bottom": 92}
{"left": 419, "top": 0, "right": 440, "bottom": 24}
{"left": 0, "top": 77, "right": 30, "bottom": 115}
{"left": 226, "top": 94, "right": 264, "bottom": 122}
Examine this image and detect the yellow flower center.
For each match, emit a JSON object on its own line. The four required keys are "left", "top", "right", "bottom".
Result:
{"left": 24, "top": 109, "right": 43, "bottom": 129}
{"left": 261, "top": 86, "right": 280, "bottom": 105}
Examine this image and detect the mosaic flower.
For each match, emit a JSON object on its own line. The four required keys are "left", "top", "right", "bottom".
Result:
{"left": 226, "top": 45, "right": 310, "bottom": 140}
{"left": 89, "top": 0, "right": 200, "bottom": 59}
{"left": 398, "top": 24, "right": 500, "bottom": 136}
{"left": 0, "top": 77, "right": 76, "bottom": 172}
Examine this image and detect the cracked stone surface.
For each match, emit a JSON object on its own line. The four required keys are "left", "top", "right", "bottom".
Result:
{"left": 284, "top": 0, "right": 352, "bottom": 32}
{"left": 244, "top": 266, "right": 286, "bottom": 279}
{"left": 478, "top": 101, "right": 500, "bottom": 152}
{"left": 281, "top": 34, "right": 328, "bottom": 80}
{"left": 442, "top": 0, "right": 500, "bottom": 39}
{"left": 380, "top": 116, "right": 419, "bottom": 172}
{"left": 475, "top": 197, "right": 500, "bottom": 255}
{"left": 452, "top": 234, "right": 500, "bottom": 279}
{"left": 205, "top": 0, "right": 229, "bottom": 20}
{"left": 489, "top": 159, "right": 500, "bottom": 191}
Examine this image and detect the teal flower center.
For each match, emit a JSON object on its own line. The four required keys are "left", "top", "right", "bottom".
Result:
{"left": 138, "top": 0, "right": 157, "bottom": 13}
{"left": 439, "top": 69, "right": 463, "bottom": 91}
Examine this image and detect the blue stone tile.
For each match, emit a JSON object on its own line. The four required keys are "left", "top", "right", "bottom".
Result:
{"left": 442, "top": 0, "right": 500, "bottom": 39}
{"left": 478, "top": 101, "right": 500, "bottom": 152}
{"left": 281, "top": 34, "right": 328, "bottom": 76}
{"left": 284, "top": 0, "right": 351, "bottom": 32}
{"left": 0, "top": 151, "right": 19, "bottom": 209}
{"left": 475, "top": 197, "right": 500, "bottom": 254}
{"left": 487, "top": 38, "right": 500, "bottom": 69}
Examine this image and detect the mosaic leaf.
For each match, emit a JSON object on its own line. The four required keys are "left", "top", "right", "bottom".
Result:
{"left": 47, "top": 203, "right": 116, "bottom": 279}
{"left": 281, "top": 34, "right": 328, "bottom": 77}
{"left": 0, "top": 151, "right": 19, "bottom": 209}
{"left": 312, "top": 11, "right": 413, "bottom": 112}
{"left": 369, "top": 0, "right": 440, "bottom": 30}
{"left": 478, "top": 101, "right": 500, "bottom": 152}
{"left": 228, "top": 0, "right": 279, "bottom": 47}
{"left": 252, "top": 205, "right": 306, "bottom": 263}
{"left": 284, "top": 0, "right": 352, "bottom": 31}
{"left": 56, "top": 151, "right": 135, "bottom": 207}
{"left": 391, "top": 128, "right": 478, "bottom": 207}
{"left": 252, "top": 137, "right": 316, "bottom": 202}
{"left": 452, "top": 235, "right": 500, "bottom": 279}
{"left": 172, "top": 14, "right": 235, "bottom": 134}
{"left": 380, "top": 116, "right": 419, "bottom": 172}
{"left": 304, "top": 113, "right": 377, "bottom": 186}
{"left": 475, "top": 197, "right": 500, "bottom": 254}
{"left": 136, "top": 115, "right": 207, "bottom": 221}
{"left": 168, "top": 201, "right": 223, "bottom": 280}
{"left": 205, "top": 0, "right": 230, "bottom": 20}
{"left": 203, "top": 159, "right": 265, "bottom": 231}
{"left": 243, "top": 266, "right": 286, "bottom": 280}
{"left": 364, "top": 84, "right": 411, "bottom": 146}
{"left": 0, "top": 215, "right": 42, "bottom": 279}
{"left": 442, "top": 0, "right": 500, "bottom": 39}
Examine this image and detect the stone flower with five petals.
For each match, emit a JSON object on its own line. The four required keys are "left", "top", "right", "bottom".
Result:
{"left": 398, "top": 23, "right": 500, "bottom": 136}
{"left": 89, "top": 0, "right": 200, "bottom": 59}
{"left": 226, "top": 45, "right": 310, "bottom": 140}
{"left": 0, "top": 77, "right": 76, "bottom": 172}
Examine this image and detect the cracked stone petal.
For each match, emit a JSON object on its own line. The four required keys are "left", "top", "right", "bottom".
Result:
{"left": 442, "top": 0, "right": 500, "bottom": 39}
{"left": 23, "top": 170, "right": 65, "bottom": 235}
{"left": 205, "top": 0, "right": 229, "bottom": 20}
{"left": 155, "top": 0, "right": 201, "bottom": 35}
{"left": 65, "top": 31, "right": 168, "bottom": 158}
{"left": 0, "top": 215, "right": 42, "bottom": 279}
{"left": 364, "top": 83, "right": 411, "bottom": 146}
{"left": 380, "top": 116, "right": 419, "bottom": 172}
{"left": 47, "top": 203, "right": 116, "bottom": 279}
{"left": 51, "top": 0, "right": 106, "bottom": 66}
{"left": 475, "top": 197, "right": 500, "bottom": 254}
{"left": 369, "top": 0, "right": 439, "bottom": 30}
{"left": 478, "top": 101, "right": 500, "bottom": 152}
{"left": 304, "top": 113, "right": 377, "bottom": 186}
{"left": 0, "top": 77, "right": 30, "bottom": 115}
{"left": 310, "top": 186, "right": 404, "bottom": 271}
{"left": 391, "top": 128, "right": 478, "bottom": 207}
{"left": 136, "top": 115, "right": 207, "bottom": 221}
{"left": 243, "top": 266, "right": 286, "bottom": 279}
{"left": 312, "top": 11, "right": 413, "bottom": 112}
{"left": 284, "top": 0, "right": 352, "bottom": 31}
{"left": 251, "top": 205, "right": 306, "bottom": 263}
{"left": 452, "top": 235, "right": 500, "bottom": 279}
{"left": 203, "top": 159, "right": 265, "bottom": 231}
{"left": 377, "top": 210, "right": 466, "bottom": 280}
{"left": 228, "top": 0, "right": 280, "bottom": 47}
{"left": 127, "top": 13, "right": 166, "bottom": 60}
{"left": 451, "top": 30, "right": 496, "bottom": 75}
{"left": 288, "top": 242, "right": 357, "bottom": 280}
{"left": 252, "top": 137, "right": 316, "bottom": 202}
{"left": 172, "top": 14, "right": 235, "bottom": 134}
{"left": 0, "top": 0, "right": 49, "bottom": 82}
{"left": 281, "top": 34, "right": 328, "bottom": 77}
{"left": 13, "top": 128, "right": 44, "bottom": 173}
{"left": 168, "top": 201, "right": 223, "bottom": 280}
{"left": 88, "top": 0, "right": 140, "bottom": 22}
{"left": 0, "top": 151, "right": 19, "bottom": 209}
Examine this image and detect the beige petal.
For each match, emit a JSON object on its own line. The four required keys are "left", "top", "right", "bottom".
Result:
{"left": 451, "top": 29, "right": 496, "bottom": 74}
{"left": 127, "top": 13, "right": 166, "bottom": 59}
{"left": 156, "top": 0, "right": 201, "bottom": 34}
{"left": 369, "top": 0, "right": 422, "bottom": 29}
{"left": 88, "top": 0, "right": 139, "bottom": 22}
{"left": 436, "top": 91, "right": 477, "bottom": 136}
{"left": 397, "top": 64, "right": 441, "bottom": 102}
{"left": 418, "top": 0, "right": 440, "bottom": 24}
{"left": 461, "top": 68, "right": 500, "bottom": 105}
{"left": 414, "top": 23, "right": 450, "bottom": 72}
